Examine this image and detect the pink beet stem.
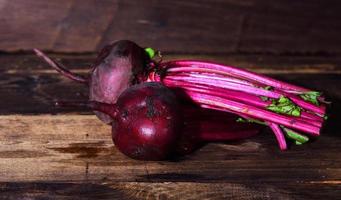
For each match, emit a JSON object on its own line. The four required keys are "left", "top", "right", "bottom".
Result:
{"left": 300, "top": 111, "right": 324, "bottom": 123}
{"left": 165, "top": 75, "right": 281, "bottom": 99}
{"left": 268, "top": 122, "right": 287, "bottom": 150}
{"left": 34, "top": 49, "right": 88, "bottom": 84}
{"left": 154, "top": 69, "right": 325, "bottom": 117}
{"left": 163, "top": 79, "right": 322, "bottom": 128}
{"left": 185, "top": 86, "right": 322, "bottom": 128}
{"left": 183, "top": 91, "right": 320, "bottom": 136}
{"left": 165, "top": 73, "right": 325, "bottom": 118}
{"left": 168, "top": 72, "right": 263, "bottom": 88}
{"left": 156, "top": 64, "right": 325, "bottom": 116}
{"left": 164, "top": 79, "right": 269, "bottom": 107}
{"left": 162, "top": 60, "right": 310, "bottom": 93}
{"left": 200, "top": 103, "right": 252, "bottom": 119}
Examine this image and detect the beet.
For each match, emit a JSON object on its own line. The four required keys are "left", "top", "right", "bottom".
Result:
{"left": 110, "top": 82, "right": 182, "bottom": 160}
{"left": 35, "top": 44, "right": 262, "bottom": 160}
{"left": 58, "top": 82, "right": 182, "bottom": 160}
{"left": 35, "top": 40, "right": 327, "bottom": 151}
{"left": 34, "top": 40, "right": 150, "bottom": 124}
{"left": 89, "top": 40, "right": 150, "bottom": 123}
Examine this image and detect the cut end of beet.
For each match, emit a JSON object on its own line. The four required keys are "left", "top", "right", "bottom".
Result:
{"left": 89, "top": 40, "right": 151, "bottom": 124}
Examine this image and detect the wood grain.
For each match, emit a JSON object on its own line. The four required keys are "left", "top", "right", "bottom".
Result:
{"left": 0, "top": 0, "right": 341, "bottom": 53}
{"left": 0, "top": 115, "right": 340, "bottom": 199}
{"left": 0, "top": 181, "right": 339, "bottom": 200}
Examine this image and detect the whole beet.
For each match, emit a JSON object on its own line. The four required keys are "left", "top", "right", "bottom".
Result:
{"left": 111, "top": 82, "right": 182, "bottom": 160}
{"left": 34, "top": 40, "right": 150, "bottom": 124}
{"left": 58, "top": 82, "right": 182, "bottom": 160}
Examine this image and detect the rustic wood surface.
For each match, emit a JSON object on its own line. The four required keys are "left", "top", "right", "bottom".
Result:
{"left": 0, "top": 53, "right": 340, "bottom": 199}
{"left": 1, "top": 1, "right": 341, "bottom": 198}
{"left": 1, "top": 0, "right": 341, "bottom": 54}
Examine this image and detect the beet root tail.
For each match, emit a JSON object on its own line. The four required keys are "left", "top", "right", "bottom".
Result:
{"left": 33, "top": 49, "right": 88, "bottom": 84}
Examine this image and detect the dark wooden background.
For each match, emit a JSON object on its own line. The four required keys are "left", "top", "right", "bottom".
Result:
{"left": 1, "top": 0, "right": 341, "bottom": 54}
{"left": 0, "top": 1, "right": 341, "bottom": 199}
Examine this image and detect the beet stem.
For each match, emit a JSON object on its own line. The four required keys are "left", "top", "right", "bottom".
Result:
{"left": 185, "top": 91, "right": 320, "bottom": 135}
{"left": 282, "top": 127, "right": 309, "bottom": 144}
{"left": 268, "top": 122, "right": 287, "bottom": 150}
{"left": 163, "top": 60, "right": 310, "bottom": 93}
{"left": 166, "top": 75, "right": 281, "bottom": 99}
{"left": 163, "top": 79, "right": 322, "bottom": 128}
{"left": 33, "top": 49, "right": 88, "bottom": 84}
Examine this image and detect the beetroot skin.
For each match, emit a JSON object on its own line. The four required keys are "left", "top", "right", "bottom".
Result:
{"left": 35, "top": 40, "right": 150, "bottom": 124}
{"left": 110, "top": 82, "right": 182, "bottom": 160}
{"left": 89, "top": 40, "right": 150, "bottom": 123}
{"left": 60, "top": 82, "right": 182, "bottom": 160}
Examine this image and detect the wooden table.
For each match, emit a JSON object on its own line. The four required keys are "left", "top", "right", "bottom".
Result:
{"left": 0, "top": 53, "right": 340, "bottom": 199}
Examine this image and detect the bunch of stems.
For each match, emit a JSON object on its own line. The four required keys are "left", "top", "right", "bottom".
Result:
{"left": 148, "top": 60, "right": 327, "bottom": 150}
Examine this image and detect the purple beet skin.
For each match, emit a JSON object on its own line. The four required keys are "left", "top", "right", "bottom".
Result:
{"left": 35, "top": 40, "right": 150, "bottom": 124}
{"left": 58, "top": 82, "right": 183, "bottom": 160}
{"left": 110, "top": 82, "right": 182, "bottom": 160}
{"left": 89, "top": 40, "right": 150, "bottom": 123}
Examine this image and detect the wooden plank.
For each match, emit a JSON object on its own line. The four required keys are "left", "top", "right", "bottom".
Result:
{"left": 0, "top": 115, "right": 340, "bottom": 182}
{"left": 0, "top": 115, "right": 340, "bottom": 199}
{"left": 0, "top": 181, "right": 340, "bottom": 199}
{"left": 2, "top": 53, "right": 341, "bottom": 72}
{"left": 0, "top": 0, "right": 341, "bottom": 53}
{"left": 0, "top": 0, "right": 118, "bottom": 52}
